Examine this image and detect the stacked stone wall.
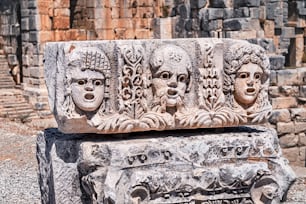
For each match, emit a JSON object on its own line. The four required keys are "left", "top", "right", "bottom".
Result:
{"left": 269, "top": 67, "right": 306, "bottom": 166}
{"left": 0, "top": 0, "right": 21, "bottom": 84}
{"left": 1, "top": 0, "right": 306, "bottom": 166}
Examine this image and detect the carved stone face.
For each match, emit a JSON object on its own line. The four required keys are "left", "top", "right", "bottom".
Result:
{"left": 234, "top": 63, "right": 263, "bottom": 106}
{"left": 152, "top": 62, "right": 189, "bottom": 108}
{"left": 71, "top": 69, "right": 105, "bottom": 112}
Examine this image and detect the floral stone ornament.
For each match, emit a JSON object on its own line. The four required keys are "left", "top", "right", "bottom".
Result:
{"left": 44, "top": 39, "right": 272, "bottom": 134}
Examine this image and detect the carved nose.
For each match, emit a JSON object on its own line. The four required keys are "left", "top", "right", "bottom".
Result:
{"left": 85, "top": 83, "right": 94, "bottom": 91}
{"left": 167, "top": 76, "right": 177, "bottom": 88}
{"left": 247, "top": 79, "right": 254, "bottom": 86}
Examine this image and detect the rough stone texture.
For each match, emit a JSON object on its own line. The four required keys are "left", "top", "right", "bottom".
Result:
{"left": 37, "top": 126, "right": 295, "bottom": 204}
{"left": 269, "top": 109, "right": 291, "bottom": 124}
{"left": 268, "top": 66, "right": 306, "bottom": 166}
{"left": 2, "top": 1, "right": 306, "bottom": 168}
{"left": 279, "top": 133, "right": 299, "bottom": 148}
{"left": 44, "top": 39, "right": 272, "bottom": 134}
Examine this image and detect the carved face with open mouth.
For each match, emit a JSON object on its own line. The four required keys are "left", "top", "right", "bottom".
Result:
{"left": 152, "top": 62, "right": 189, "bottom": 108}
{"left": 234, "top": 63, "right": 263, "bottom": 107}
{"left": 71, "top": 69, "right": 105, "bottom": 112}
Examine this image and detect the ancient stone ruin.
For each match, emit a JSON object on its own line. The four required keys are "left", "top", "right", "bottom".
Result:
{"left": 37, "top": 38, "right": 295, "bottom": 203}
{"left": 45, "top": 39, "right": 272, "bottom": 133}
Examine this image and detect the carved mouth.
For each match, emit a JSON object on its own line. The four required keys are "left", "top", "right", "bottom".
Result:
{"left": 167, "top": 89, "right": 178, "bottom": 97}
{"left": 246, "top": 87, "right": 255, "bottom": 94}
{"left": 84, "top": 93, "right": 95, "bottom": 101}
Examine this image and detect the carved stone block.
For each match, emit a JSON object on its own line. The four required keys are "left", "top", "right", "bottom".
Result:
{"left": 36, "top": 126, "right": 295, "bottom": 204}
{"left": 44, "top": 38, "right": 272, "bottom": 134}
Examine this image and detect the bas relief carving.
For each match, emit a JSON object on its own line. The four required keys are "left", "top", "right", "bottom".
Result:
{"left": 63, "top": 46, "right": 112, "bottom": 121}
{"left": 150, "top": 44, "right": 192, "bottom": 115}
{"left": 46, "top": 39, "right": 272, "bottom": 133}
{"left": 74, "top": 128, "right": 293, "bottom": 204}
{"left": 223, "top": 42, "right": 272, "bottom": 124}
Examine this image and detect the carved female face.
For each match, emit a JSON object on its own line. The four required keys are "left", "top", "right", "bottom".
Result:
{"left": 152, "top": 62, "right": 189, "bottom": 108}
{"left": 234, "top": 63, "right": 263, "bottom": 107}
{"left": 71, "top": 69, "right": 105, "bottom": 112}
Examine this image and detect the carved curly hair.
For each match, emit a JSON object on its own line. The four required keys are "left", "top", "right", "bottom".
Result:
{"left": 63, "top": 46, "right": 111, "bottom": 117}
{"left": 223, "top": 41, "right": 270, "bottom": 94}
{"left": 223, "top": 41, "right": 271, "bottom": 112}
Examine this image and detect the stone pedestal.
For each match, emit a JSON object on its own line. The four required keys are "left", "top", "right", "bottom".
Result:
{"left": 37, "top": 126, "right": 295, "bottom": 204}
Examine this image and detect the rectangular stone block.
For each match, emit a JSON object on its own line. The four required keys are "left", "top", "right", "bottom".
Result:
{"left": 272, "top": 97, "right": 297, "bottom": 109}
{"left": 269, "top": 55, "right": 285, "bottom": 70}
{"left": 53, "top": 8, "right": 70, "bottom": 17}
{"left": 269, "top": 109, "right": 291, "bottom": 124}
{"left": 208, "top": 19, "right": 223, "bottom": 31}
{"left": 53, "top": 16, "right": 70, "bottom": 30}
{"left": 36, "top": 127, "right": 295, "bottom": 204}
{"left": 297, "top": 67, "right": 306, "bottom": 85}
{"left": 29, "top": 15, "right": 40, "bottom": 31}
{"left": 208, "top": 8, "right": 224, "bottom": 20}
{"left": 294, "top": 121, "right": 306, "bottom": 133}
{"left": 38, "top": 0, "right": 52, "bottom": 15}
{"left": 299, "top": 133, "right": 306, "bottom": 146}
{"left": 22, "top": 67, "right": 30, "bottom": 77}
{"left": 269, "top": 70, "right": 277, "bottom": 86}
{"left": 299, "top": 85, "right": 306, "bottom": 98}
{"left": 21, "top": 8, "right": 30, "bottom": 17}
{"left": 223, "top": 18, "right": 260, "bottom": 31}
{"left": 233, "top": 7, "right": 250, "bottom": 18}
{"left": 40, "top": 15, "right": 52, "bottom": 31}
{"left": 277, "top": 69, "right": 300, "bottom": 86}
{"left": 39, "top": 31, "right": 54, "bottom": 43}
{"left": 210, "top": 0, "right": 232, "bottom": 8}
{"left": 269, "top": 86, "right": 280, "bottom": 97}
{"left": 224, "top": 30, "right": 257, "bottom": 39}
{"left": 67, "top": 29, "right": 87, "bottom": 41}
{"left": 279, "top": 85, "right": 299, "bottom": 97}
{"left": 277, "top": 121, "right": 295, "bottom": 134}
{"left": 54, "top": 30, "right": 67, "bottom": 41}
{"left": 234, "top": 0, "right": 260, "bottom": 7}
{"left": 281, "top": 27, "right": 295, "bottom": 38}
{"left": 282, "top": 147, "right": 300, "bottom": 163}
{"left": 30, "top": 67, "right": 42, "bottom": 78}
{"left": 249, "top": 7, "right": 260, "bottom": 18}
{"left": 266, "top": 2, "right": 278, "bottom": 20}
{"left": 223, "top": 8, "right": 234, "bottom": 18}
{"left": 291, "top": 108, "right": 306, "bottom": 122}
{"left": 44, "top": 39, "right": 272, "bottom": 134}
{"left": 22, "top": 55, "right": 31, "bottom": 66}
{"left": 264, "top": 20, "right": 275, "bottom": 38}
{"left": 7, "top": 54, "right": 18, "bottom": 66}
{"left": 259, "top": 6, "right": 266, "bottom": 21}
{"left": 280, "top": 133, "right": 299, "bottom": 148}
{"left": 53, "top": 0, "right": 69, "bottom": 8}
{"left": 21, "top": 18, "right": 30, "bottom": 31}
{"left": 190, "top": 0, "right": 207, "bottom": 8}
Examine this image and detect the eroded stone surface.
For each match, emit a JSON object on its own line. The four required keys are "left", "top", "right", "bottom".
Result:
{"left": 37, "top": 126, "right": 295, "bottom": 204}
{"left": 44, "top": 38, "right": 272, "bottom": 134}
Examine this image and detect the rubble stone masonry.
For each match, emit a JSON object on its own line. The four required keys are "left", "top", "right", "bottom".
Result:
{"left": 0, "top": 0, "right": 306, "bottom": 166}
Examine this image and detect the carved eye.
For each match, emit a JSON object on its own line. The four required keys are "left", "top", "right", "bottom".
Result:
{"left": 178, "top": 74, "right": 187, "bottom": 83}
{"left": 94, "top": 79, "right": 103, "bottom": 86}
{"left": 238, "top": 73, "right": 248, "bottom": 79}
{"left": 160, "top": 72, "right": 170, "bottom": 80}
{"left": 78, "top": 80, "right": 86, "bottom": 85}
{"left": 254, "top": 73, "right": 262, "bottom": 80}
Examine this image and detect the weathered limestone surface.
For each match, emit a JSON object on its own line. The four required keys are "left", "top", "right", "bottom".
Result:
{"left": 44, "top": 38, "right": 272, "bottom": 134}
{"left": 37, "top": 126, "right": 295, "bottom": 204}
